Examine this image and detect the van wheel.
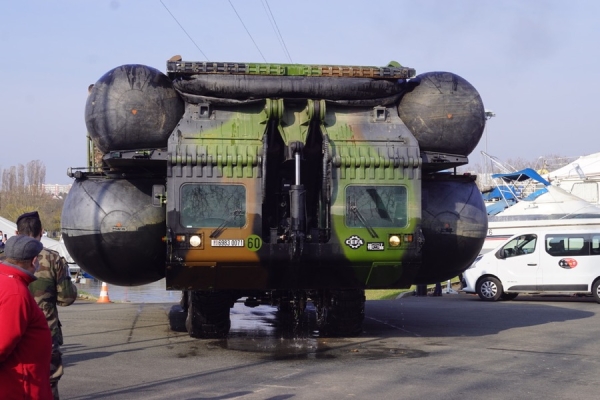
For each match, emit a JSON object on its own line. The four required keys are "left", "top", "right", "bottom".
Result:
{"left": 592, "top": 280, "right": 600, "bottom": 304}
{"left": 500, "top": 292, "right": 518, "bottom": 301}
{"left": 477, "top": 277, "right": 503, "bottom": 301}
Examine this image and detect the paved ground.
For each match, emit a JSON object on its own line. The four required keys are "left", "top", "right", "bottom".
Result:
{"left": 58, "top": 293, "right": 600, "bottom": 399}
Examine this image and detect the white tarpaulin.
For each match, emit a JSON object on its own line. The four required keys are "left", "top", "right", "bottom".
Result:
{"left": 0, "top": 215, "right": 75, "bottom": 263}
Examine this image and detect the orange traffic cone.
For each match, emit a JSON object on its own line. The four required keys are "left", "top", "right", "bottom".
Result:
{"left": 97, "top": 282, "right": 111, "bottom": 303}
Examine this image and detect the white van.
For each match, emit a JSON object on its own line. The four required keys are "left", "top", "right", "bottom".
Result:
{"left": 462, "top": 227, "right": 600, "bottom": 302}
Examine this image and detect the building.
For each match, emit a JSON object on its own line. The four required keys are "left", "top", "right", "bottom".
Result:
{"left": 42, "top": 184, "right": 72, "bottom": 197}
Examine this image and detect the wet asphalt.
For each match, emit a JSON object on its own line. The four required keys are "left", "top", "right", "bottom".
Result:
{"left": 58, "top": 292, "right": 600, "bottom": 399}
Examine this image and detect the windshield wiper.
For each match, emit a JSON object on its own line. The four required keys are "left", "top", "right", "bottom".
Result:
{"left": 366, "top": 188, "right": 392, "bottom": 221}
{"left": 209, "top": 209, "right": 243, "bottom": 239}
{"left": 350, "top": 205, "right": 378, "bottom": 238}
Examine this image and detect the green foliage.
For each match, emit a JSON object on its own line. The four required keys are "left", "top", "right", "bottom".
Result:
{"left": 365, "top": 289, "right": 405, "bottom": 300}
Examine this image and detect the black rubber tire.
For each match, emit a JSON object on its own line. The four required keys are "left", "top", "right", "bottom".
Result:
{"left": 168, "top": 305, "right": 188, "bottom": 332}
{"left": 275, "top": 292, "right": 308, "bottom": 332}
{"left": 185, "top": 291, "right": 232, "bottom": 338}
{"left": 317, "top": 289, "right": 365, "bottom": 337}
{"left": 275, "top": 298, "right": 295, "bottom": 326}
{"left": 500, "top": 292, "right": 519, "bottom": 301}
{"left": 477, "top": 276, "right": 503, "bottom": 302}
{"left": 592, "top": 280, "right": 600, "bottom": 304}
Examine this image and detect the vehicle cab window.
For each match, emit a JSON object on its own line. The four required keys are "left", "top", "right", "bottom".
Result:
{"left": 180, "top": 184, "right": 246, "bottom": 228}
{"left": 496, "top": 234, "right": 537, "bottom": 259}
{"left": 346, "top": 185, "right": 407, "bottom": 228}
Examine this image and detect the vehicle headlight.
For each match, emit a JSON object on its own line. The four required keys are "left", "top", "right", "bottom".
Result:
{"left": 189, "top": 235, "right": 202, "bottom": 247}
{"left": 388, "top": 235, "right": 401, "bottom": 247}
{"left": 467, "top": 254, "right": 483, "bottom": 270}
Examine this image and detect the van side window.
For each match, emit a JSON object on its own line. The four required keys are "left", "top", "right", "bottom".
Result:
{"left": 497, "top": 234, "right": 537, "bottom": 259}
{"left": 567, "top": 237, "right": 587, "bottom": 256}
{"left": 591, "top": 236, "right": 600, "bottom": 255}
{"left": 546, "top": 235, "right": 589, "bottom": 256}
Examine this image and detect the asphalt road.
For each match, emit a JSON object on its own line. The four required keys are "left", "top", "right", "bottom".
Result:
{"left": 58, "top": 293, "right": 600, "bottom": 399}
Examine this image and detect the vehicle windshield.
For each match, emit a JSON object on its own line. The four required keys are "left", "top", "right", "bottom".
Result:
{"left": 497, "top": 234, "right": 537, "bottom": 259}
{"left": 180, "top": 184, "right": 246, "bottom": 228}
{"left": 346, "top": 185, "right": 407, "bottom": 228}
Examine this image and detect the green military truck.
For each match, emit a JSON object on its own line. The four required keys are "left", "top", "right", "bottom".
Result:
{"left": 62, "top": 57, "right": 488, "bottom": 338}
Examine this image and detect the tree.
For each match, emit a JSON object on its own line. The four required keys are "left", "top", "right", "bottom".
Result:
{"left": 461, "top": 153, "right": 575, "bottom": 191}
{"left": 0, "top": 160, "right": 64, "bottom": 237}
{"left": 26, "top": 160, "right": 46, "bottom": 197}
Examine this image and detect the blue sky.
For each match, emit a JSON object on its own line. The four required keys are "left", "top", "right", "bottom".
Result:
{"left": 1, "top": 0, "right": 598, "bottom": 183}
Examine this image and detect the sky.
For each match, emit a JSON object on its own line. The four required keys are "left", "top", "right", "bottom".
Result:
{"left": 1, "top": 0, "right": 599, "bottom": 184}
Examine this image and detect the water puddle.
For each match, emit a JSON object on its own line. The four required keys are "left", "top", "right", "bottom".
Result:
{"left": 207, "top": 303, "right": 427, "bottom": 360}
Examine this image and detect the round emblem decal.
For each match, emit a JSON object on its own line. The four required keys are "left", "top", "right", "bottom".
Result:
{"left": 345, "top": 235, "right": 364, "bottom": 249}
{"left": 558, "top": 258, "right": 578, "bottom": 269}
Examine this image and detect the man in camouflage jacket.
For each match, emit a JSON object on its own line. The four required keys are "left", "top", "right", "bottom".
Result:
{"left": 17, "top": 211, "right": 78, "bottom": 400}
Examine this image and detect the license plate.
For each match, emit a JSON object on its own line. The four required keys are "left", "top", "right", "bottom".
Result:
{"left": 210, "top": 239, "right": 244, "bottom": 247}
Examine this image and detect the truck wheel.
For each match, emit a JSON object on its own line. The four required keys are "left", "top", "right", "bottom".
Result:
{"left": 500, "top": 292, "right": 518, "bottom": 301}
{"left": 186, "top": 291, "right": 232, "bottom": 338}
{"left": 477, "top": 277, "right": 503, "bottom": 301}
{"left": 592, "top": 280, "right": 600, "bottom": 304}
{"left": 276, "top": 291, "right": 307, "bottom": 331}
{"left": 276, "top": 302, "right": 294, "bottom": 328}
{"left": 317, "top": 289, "right": 365, "bottom": 337}
{"left": 168, "top": 304, "right": 188, "bottom": 332}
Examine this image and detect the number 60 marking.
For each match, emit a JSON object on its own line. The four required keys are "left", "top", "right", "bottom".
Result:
{"left": 246, "top": 234, "right": 262, "bottom": 251}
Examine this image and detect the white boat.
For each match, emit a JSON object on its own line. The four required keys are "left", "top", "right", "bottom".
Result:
{"left": 544, "top": 152, "right": 600, "bottom": 205}
{"left": 481, "top": 168, "right": 546, "bottom": 216}
{"left": 482, "top": 168, "right": 600, "bottom": 254}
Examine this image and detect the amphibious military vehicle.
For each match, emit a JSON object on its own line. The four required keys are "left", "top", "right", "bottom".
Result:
{"left": 62, "top": 57, "right": 488, "bottom": 338}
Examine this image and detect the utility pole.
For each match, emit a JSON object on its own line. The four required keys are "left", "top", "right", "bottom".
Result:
{"left": 483, "top": 110, "right": 496, "bottom": 186}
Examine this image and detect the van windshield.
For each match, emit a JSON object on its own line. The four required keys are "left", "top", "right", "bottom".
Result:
{"left": 497, "top": 234, "right": 537, "bottom": 259}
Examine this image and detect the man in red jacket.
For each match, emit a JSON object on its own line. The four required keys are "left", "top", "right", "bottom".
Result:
{"left": 0, "top": 235, "right": 52, "bottom": 400}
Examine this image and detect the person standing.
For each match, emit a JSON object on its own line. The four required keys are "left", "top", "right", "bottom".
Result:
{"left": 0, "top": 235, "right": 53, "bottom": 400}
{"left": 17, "top": 211, "right": 78, "bottom": 400}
